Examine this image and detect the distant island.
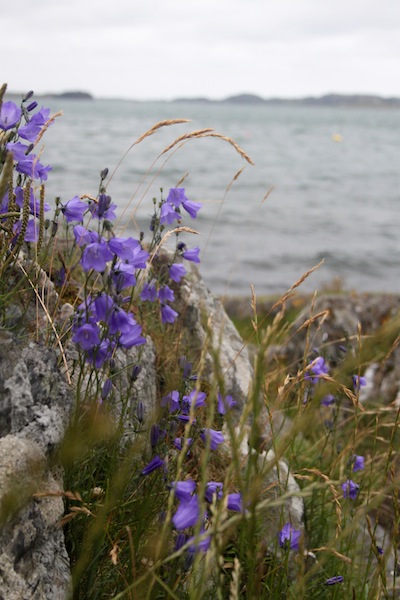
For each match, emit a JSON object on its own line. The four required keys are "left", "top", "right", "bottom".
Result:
{"left": 4, "top": 89, "right": 400, "bottom": 108}
{"left": 171, "top": 93, "right": 400, "bottom": 108}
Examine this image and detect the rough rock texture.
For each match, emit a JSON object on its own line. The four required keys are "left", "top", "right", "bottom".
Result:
{"left": 176, "top": 263, "right": 253, "bottom": 413}
{"left": 0, "top": 332, "right": 73, "bottom": 599}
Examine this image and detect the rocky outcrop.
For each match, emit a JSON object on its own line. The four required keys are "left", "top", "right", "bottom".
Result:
{"left": 0, "top": 332, "right": 73, "bottom": 599}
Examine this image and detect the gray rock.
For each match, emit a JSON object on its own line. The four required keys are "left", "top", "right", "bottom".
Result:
{"left": 0, "top": 332, "right": 72, "bottom": 599}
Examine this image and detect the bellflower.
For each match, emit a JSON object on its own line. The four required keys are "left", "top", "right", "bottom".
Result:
{"left": 119, "top": 323, "right": 146, "bottom": 348}
{"left": 341, "top": 479, "right": 360, "bottom": 500}
{"left": 305, "top": 356, "right": 329, "bottom": 384}
{"left": 205, "top": 482, "right": 223, "bottom": 503}
{"left": 0, "top": 101, "right": 22, "bottom": 130}
{"left": 141, "top": 455, "right": 164, "bottom": 476}
{"left": 61, "top": 196, "right": 87, "bottom": 223}
{"left": 352, "top": 455, "right": 365, "bottom": 472}
{"left": 166, "top": 188, "right": 188, "bottom": 208}
{"left": 181, "top": 389, "right": 207, "bottom": 413}
{"left": 173, "top": 437, "right": 193, "bottom": 451}
{"left": 353, "top": 375, "right": 367, "bottom": 391}
{"left": 161, "top": 304, "right": 178, "bottom": 324}
{"left": 172, "top": 480, "right": 197, "bottom": 502}
{"left": 200, "top": 428, "right": 224, "bottom": 450}
{"left": 217, "top": 393, "right": 237, "bottom": 415}
{"left": 13, "top": 219, "right": 39, "bottom": 243}
{"left": 182, "top": 199, "right": 202, "bottom": 219}
{"left": 227, "top": 493, "right": 243, "bottom": 513}
{"left": 72, "top": 323, "right": 101, "bottom": 351}
{"left": 18, "top": 107, "right": 51, "bottom": 141}
{"left": 278, "top": 522, "right": 301, "bottom": 551}
{"left": 169, "top": 263, "right": 186, "bottom": 282}
{"left": 325, "top": 576, "right": 344, "bottom": 586}
{"left": 321, "top": 394, "right": 335, "bottom": 406}
{"left": 73, "top": 225, "right": 99, "bottom": 246}
{"left": 182, "top": 247, "right": 200, "bottom": 263}
{"left": 160, "top": 202, "right": 180, "bottom": 225}
{"left": 111, "top": 262, "right": 136, "bottom": 291}
{"left": 86, "top": 339, "right": 114, "bottom": 368}
{"left": 108, "top": 236, "right": 140, "bottom": 261}
{"left": 93, "top": 293, "right": 114, "bottom": 321}
{"left": 161, "top": 390, "right": 180, "bottom": 412}
{"left": 158, "top": 285, "right": 175, "bottom": 303}
{"left": 89, "top": 193, "right": 117, "bottom": 220}
{"left": 14, "top": 186, "right": 51, "bottom": 215}
{"left": 187, "top": 527, "right": 211, "bottom": 553}
{"left": 172, "top": 494, "right": 200, "bottom": 530}
{"left": 81, "top": 241, "right": 114, "bottom": 272}
{"left": 140, "top": 281, "right": 157, "bottom": 302}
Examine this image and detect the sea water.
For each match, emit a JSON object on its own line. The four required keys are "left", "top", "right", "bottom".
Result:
{"left": 39, "top": 98, "right": 400, "bottom": 297}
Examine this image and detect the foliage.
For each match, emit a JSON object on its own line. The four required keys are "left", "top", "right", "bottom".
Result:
{"left": 1, "top": 83, "right": 400, "bottom": 599}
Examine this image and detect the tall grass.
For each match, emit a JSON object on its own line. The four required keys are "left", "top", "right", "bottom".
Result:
{"left": 0, "top": 85, "right": 399, "bottom": 599}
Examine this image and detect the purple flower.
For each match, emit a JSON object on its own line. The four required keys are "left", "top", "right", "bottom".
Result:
{"left": 321, "top": 394, "right": 336, "bottom": 406}
{"left": 18, "top": 107, "right": 51, "bottom": 141}
{"left": 169, "top": 263, "right": 186, "bottom": 282}
{"left": 353, "top": 375, "right": 367, "bottom": 391}
{"left": 174, "top": 533, "right": 187, "bottom": 552}
{"left": 161, "top": 304, "right": 178, "bottom": 324}
{"left": 187, "top": 527, "right": 211, "bottom": 553}
{"left": 150, "top": 424, "right": 160, "bottom": 448}
{"left": 205, "top": 482, "right": 223, "bottom": 503}
{"left": 101, "top": 379, "right": 113, "bottom": 400}
{"left": 227, "top": 493, "right": 243, "bottom": 512}
{"left": 14, "top": 186, "right": 51, "bottom": 215}
{"left": 173, "top": 437, "right": 193, "bottom": 451}
{"left": 160, "top": 202, "right": 180, "bottom": 225}
{"left": 182, "top": 389, "right": 207, "bottom": 413}
{"left": 172, "top": 494, "right": 200, "bottom": 530}
{"left": 0, "top": 101, "right": 21, "bottom": 130}
{"left": 305, "top": 356, "right": 329, "bottom": 384}
{"left": 86, "top": 339, "right": 114, "bottom": 368}
{"left": 13, "top": 219, "right": 39, "bottom": 243}
{"left": 61, "top": 196, "right": 87, "bottom": 223}
{"left": 182, "top": 199, "right": 202, "bottom": 219}
{"left": 341, "top": 479, "right": 360, "bottom": 500}
{"left": 73, "top": 225, "right": 99, "bottom": 246}
{"left": 107, "top": 305, "right": 134, "bottom": 334}
{"left": 182, "top": 247, "right": 200, "bottom": 263}
{"left": 119, "top": 323, "right": 146, "bottom": 348}
{"left": 166, "top": 188, "right": 188, "bottom": 208}
{"left": 111, "top": 262, "right": 136, "bottom": 291}
{"left": 158, "top": 285, "right": 175, "bottom": 303}
{"left": 140, "top": 282, "right": 157, "bottom": 302}
{"left": 217, "top": 393, "right": 237, "bottom": 415}
{"left": 172, "top": 480, "right": 197, "bottom": 502}
{"left": 278, "top": 522, "right": 301, "bottom": 551}
{"left": 72, "top": 323, "right": 101, "bottom": 350}
{"left": 352, "top": 455, "right": 365, "bottom": 472}
{"left": 93, "top": 293, "right": 114, "bottom": 321}
{"left": 200, "top": 428, "right": 224, "bottom": 450}
{"left": 141, "top": 455, "right": 164, "bottom": 476}
{"left": 7, "top": 143, "right": 51, "bottom": 181}
{"left": 89, "top": 193, "right": 117, "bottom": 220}
{"left": 161, "top": 390, "right": 180, "bottom": 412}
{"left": 81, "top": 242, "right": 114, "bottom": 272}
{"left": 108, "top": 236, "right": 140, "bottom": 260}
{"left": 324, "top": 576, "right": 344, "bottom": 586}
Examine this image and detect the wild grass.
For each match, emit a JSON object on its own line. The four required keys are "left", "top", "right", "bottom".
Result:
{"left": 1, "top": 85, "right": 400, "bottom": 599}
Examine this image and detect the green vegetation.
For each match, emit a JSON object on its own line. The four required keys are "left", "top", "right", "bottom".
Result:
{"left": 1, "top": 83, "right": 400, "bottom": 599}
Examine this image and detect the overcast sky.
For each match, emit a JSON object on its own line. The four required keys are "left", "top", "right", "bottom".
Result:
{"left": 3, "top": 0, "right": 400, "bottom": 100}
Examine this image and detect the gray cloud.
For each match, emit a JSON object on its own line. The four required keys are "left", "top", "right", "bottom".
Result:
{"left": 3, "top": 0, "right": 400, "bottom": 99}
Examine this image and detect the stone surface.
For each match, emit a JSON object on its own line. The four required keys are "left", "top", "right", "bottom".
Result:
{"left": 0, "top": 332, "right": 72, "bottom": 599}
